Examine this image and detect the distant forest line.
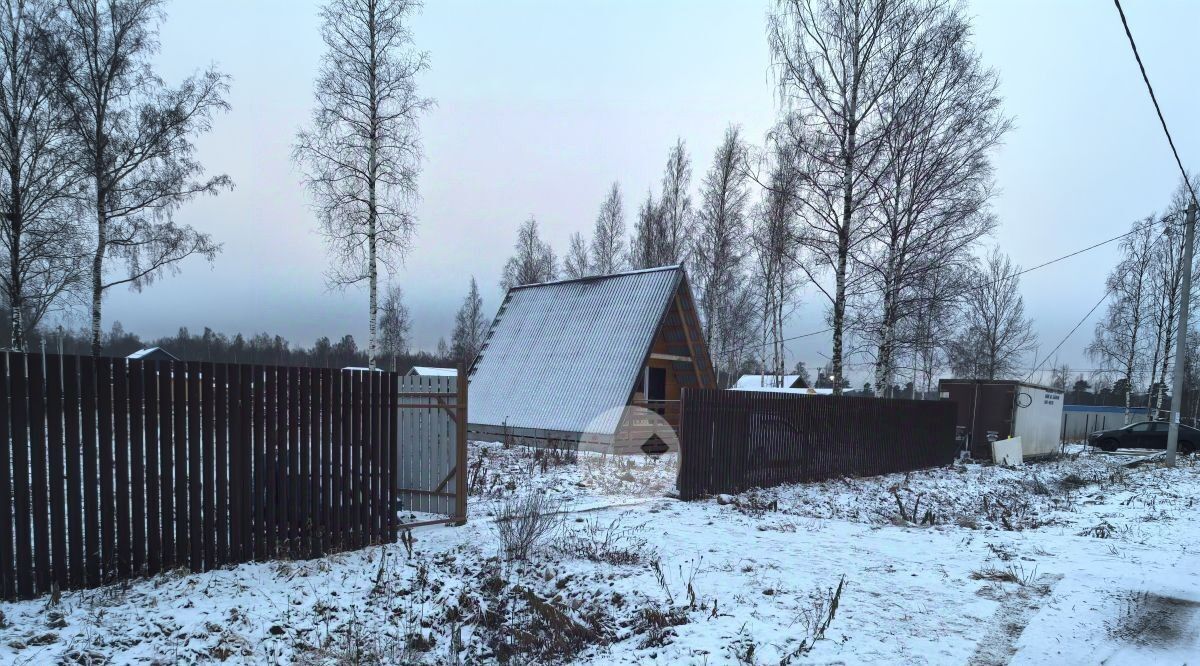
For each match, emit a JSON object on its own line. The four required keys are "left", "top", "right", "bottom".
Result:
{"left": 1, "top": 313, "right": 455, "bottom": 373}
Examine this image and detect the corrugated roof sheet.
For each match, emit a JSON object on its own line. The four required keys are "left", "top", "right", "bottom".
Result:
{"left": 468, "top": 265, "right": 683, "bottom": 437}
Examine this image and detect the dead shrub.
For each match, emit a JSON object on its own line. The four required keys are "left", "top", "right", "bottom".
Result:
{"left": 970, "top": 563, "right": 1037, "bottom": 587}
{"left": 780, "top": 575, "right": 846, "bottom": 662}
{"left": 1079, "top": 520, "right": 1118, "bottom": 539}
{"left": 553, "top": 517, "right": 655, "bottom": 566}
{"left": 494, "top": 491, "right": 563, "bottom": 561}
{"left": 632, "top": 603, "right": 690, "bottom": 648}
{"left": 494, "top": 586, "right": 611, "bottom": 663}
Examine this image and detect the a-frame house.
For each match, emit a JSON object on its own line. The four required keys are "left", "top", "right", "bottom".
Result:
{"left": 467, "top": 265, "right": 716, "bottom": 450}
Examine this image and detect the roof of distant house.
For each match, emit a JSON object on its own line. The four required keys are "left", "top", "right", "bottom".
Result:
{"left": 733, "top": 374, "right": 804, "bottom": 389}
{"left": 408, "top": 366, "right": 458, "bottom": 377}
{"left": 732, "top": 385, "right": 833, "bottom": 395}
{"left": 126, "top": 347, "right": 179, "bottom": 361}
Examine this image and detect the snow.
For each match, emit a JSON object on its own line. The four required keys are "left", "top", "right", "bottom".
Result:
{"left": 731, "top": 385, "right": 833, "bottom": 395}
{"left": 407, "top": 366, "right": 458, "bottom": 377}
{"left": 733, "top": 374, "right": 804, "bottom": 389}
{"left": 3, "top": 443, "right": 1200, "bottom": 664}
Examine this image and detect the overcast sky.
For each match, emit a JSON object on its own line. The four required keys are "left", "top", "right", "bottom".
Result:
{"left": 81, "top": 0, "right": 1200, "bottom": 384}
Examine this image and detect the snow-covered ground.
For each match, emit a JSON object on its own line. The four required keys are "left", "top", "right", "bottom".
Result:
{"left": 2, "top": 442, "right": 1199, "bottom": 664}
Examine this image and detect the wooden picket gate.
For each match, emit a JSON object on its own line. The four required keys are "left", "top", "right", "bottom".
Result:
{"left": 0, "top": 353, "right": 467, "bottom": 601}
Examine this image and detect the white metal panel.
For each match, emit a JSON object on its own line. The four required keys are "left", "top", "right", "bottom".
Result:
{"left": 992, "top": 437, "right": 1023, "bottom": 465}
{"left": 1012, "top": 385, "right": 1064, "bottom": 457}
{"left": 467, "top": 266, "right": 683, "bottom": 437}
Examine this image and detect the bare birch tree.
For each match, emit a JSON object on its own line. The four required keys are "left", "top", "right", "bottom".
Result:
{"left": 44, "top": 0, "right": 230, "bottom": 356}
{"left": 692, "top": 125, "right": 752, "bottom": 377}
{"left": 1087, "top": 217, "right": 1157, "bottom": 423}
{"left": 377, "top": 282, "right": 410, "bottom": 371}
{"left": 500, "top": 217, "right": 556, "bottom": 290}
{"left": 589, "top": 181, "right": 624, "bottom": 275}
{"left": 768, "top": 0, "right": 949, "bottom": 394}
{"left": 0, "top": 0, "right": 86, "bottom": 350}
{"left": 856, "top": 7, "right": 1008, "bottom": 396}
{"left": 751, "top": 140, "right": 804, "bottom": 385}
{"left": 658, "top": 137, "right": 693, "bottom": 264}
{"left": 294, "top": 0, "right": 432, "bottom": 370}
{"left": 947, "top": 248, "right": 1036, "bottom": 380}
{"left": 1145, "top": 177, "right": 1200, "bottom": 419}
{"left": 629, "top": 190, "right": 661, "bottom": 269}
{"left": 562, "top": 231, "right": 590, "bottom": 279}
{"left": 450, "top": 275, "right": 487, "bottom": 365}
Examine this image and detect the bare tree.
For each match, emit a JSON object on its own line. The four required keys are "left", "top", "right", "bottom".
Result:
{"left": 44, "top": 0, "right": 231, "bottom": 356}
{"left": 377, "top": 282, "right": 410, "bottom": 371}
{"left": 947, "top": 248, "right": 1036, "bottom": 380}
{"left": 628, "top": 189, "right": 661, "bottom": 269}
{"left": 294, "top": 0, "right": 432, "bottom": 370}
{"left": 854, "top": 8, "right": 1008, "bottom": 396}
{"left": 901, "top": 263, "right": 965, "bottom": 394}
{"left": 1088, "top": 217, "right": 1157, "bottom": 423}
{"left": 658, "top": 137, "right": 692, "bottom": 264}
{"left": 750, "top": 140, "right": 804, "bottom": 384}
{"left": 768, "top": 0, "right": 949, "bottom": 394}
{"left": 450, "top": 275, "right": 487, "bottom": 365}
{"left": 562, "top": 231, "right": 590, "bottom": 279}
{"left": 500, "top": 217, "right": 556, "bottom": 290}
{"left": 692, "top": 125, "right": 752, "bottom": 377}
{"left": 589, "top": 181, "right": 624, "bottom": 275}
{"left": 0, "top": 0, "right": 86, "bottom": 349}
{"left": 1145, "top": 177, "right": 1200, "bottom": 419}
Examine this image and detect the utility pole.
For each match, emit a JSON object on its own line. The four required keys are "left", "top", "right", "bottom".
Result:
{"left": 1166, "top": 201, "right": 1198, "bottom": 466}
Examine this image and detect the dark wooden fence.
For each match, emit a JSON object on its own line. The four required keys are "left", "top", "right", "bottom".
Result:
{"left": 677, "top": 389, "right": 957, "bottom": 499}
{"left": 0, "top": 353, "right": 466, "bottom": 601}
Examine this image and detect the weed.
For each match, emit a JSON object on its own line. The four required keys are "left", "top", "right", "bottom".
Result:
{"left": 553, "top": 517, "right": 655, "bottom": 566}
{"left": 494, "top": 491, "right": 563, "bottom": 561}
{"left": 970, "top": 563, "right": 1037, "bottom": 587}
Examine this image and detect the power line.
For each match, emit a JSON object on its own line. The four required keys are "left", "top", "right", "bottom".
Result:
{"left": 1024, "top": 288, "right": 1112, "bottom": 382}
{"left": 725, "top": 215, "right": 1169, "bottom": 359}
{"left": 1113, "top": 0, "right": 1198, "bottom": 207}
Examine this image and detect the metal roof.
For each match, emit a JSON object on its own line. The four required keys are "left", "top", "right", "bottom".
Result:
{"left": 408, "top": 366, "right": 458, "bottom": 377}
{"left": 468, "top": 265, "right": 684, "bottom": 437}
{"left": 126, "top": 347, "right": 179, "bottom": 361}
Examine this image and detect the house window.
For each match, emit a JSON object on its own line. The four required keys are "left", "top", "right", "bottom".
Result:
{"left": 646, "top": 367, "right": 667, "bottom": 403}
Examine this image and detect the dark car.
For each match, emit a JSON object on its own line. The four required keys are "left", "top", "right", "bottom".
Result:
{"left": 1088, "top": 420, "right": 1199, "bottom": 453}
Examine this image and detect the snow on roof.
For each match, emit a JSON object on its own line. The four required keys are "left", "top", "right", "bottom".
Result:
{"left": 733, "top": 374, "right": 803, "bottom": 389}
{"left": 732, "top": 385, "right": 834, "bottom": 395}
{"left": 341, "top": 366, "right": 384, "bottom": 372}
{"left": 408, "top": 366, "right": 457, "bottom": 377}
{"left": 126, "top": 347, "right": 178, "bottom": 361}
{"left": 469, "top": 265, "right": 684, "bottom": 437}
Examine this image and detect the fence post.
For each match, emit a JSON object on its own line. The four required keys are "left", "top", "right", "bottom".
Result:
{"left": 454, "top": 364, "right": 468, "bottom": 524}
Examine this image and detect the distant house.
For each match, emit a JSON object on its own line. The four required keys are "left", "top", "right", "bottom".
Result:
{"left": 126, "top": 347, "right": 179, "bottom": 362}
{"left": 733, "top": 374, "right": 806, "bottom": 390}
{"left": 407, "top": 366, "right": 457, "bottom": 377}
{"left": 467, "top": 265, "right": 716, "bottom": 450}
{"left": 732, "top": 385, "right": 833, "bottom": 396}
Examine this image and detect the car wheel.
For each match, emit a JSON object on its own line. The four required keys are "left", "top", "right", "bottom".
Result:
{"left": 1181, "top": 441, "right": 1196, "bottom": 455}
{"left": 1098, "top": 438, "right": 1119, "bottom": 453}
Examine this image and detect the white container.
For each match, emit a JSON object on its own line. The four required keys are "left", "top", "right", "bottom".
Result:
{"left": 1012, "top": 385, "right": 1064, "bottom": 458}
{"left": 939, "top": 379, "right": 1065, "bottom": 461}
